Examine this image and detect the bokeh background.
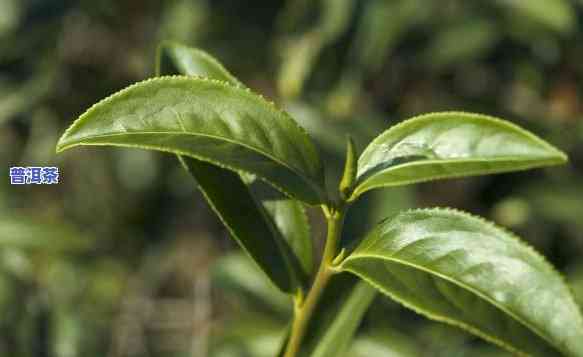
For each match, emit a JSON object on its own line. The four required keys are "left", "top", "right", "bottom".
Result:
{"left": 2, "top": 0, "right": 583, "bottom": 356}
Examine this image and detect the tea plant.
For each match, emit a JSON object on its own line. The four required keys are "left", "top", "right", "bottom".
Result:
{"left": 56, "top": 42, "right": 583, "bottom": 356}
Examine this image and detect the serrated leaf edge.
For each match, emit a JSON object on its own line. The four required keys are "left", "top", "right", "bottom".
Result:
{"left": 350, "top": 156, "right": 564, "bottom": 200}
{"left": 156, "top": 41, "right": 245, "bottom": 88}
{"left": 345, "top": 267, "right": 529, "bottom": 357}
{"left": 340, "top": 207, "right": 583, "bottom": 356}
{"left": 179, "top": 156, "right": 300, "bottom": 293}
{"left": 56, "top": 75, "right": 326, "bottom": 204}
{"left": 359, "top": 112, "right": 567, "bottom": 167}
{"left": 157, "top": 45, "right": 313, "bottom": 280}
{"left": 352, "top": 111, "right": 568, "bottom": 200}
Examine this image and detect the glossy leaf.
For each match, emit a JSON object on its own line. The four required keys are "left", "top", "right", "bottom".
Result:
{"left": 350, "top": 112, "right": 567, "bottom": 201}
{"left": 157, "top": 44, "right": 313, "bottom": 283}
{"left": 241, "top": 173, "right": 313, "bottom": 277}
{"left": 180, "top": 158, "right": 301, "bottom": 293}
{"left": 56, "top": 76, "right": 326, "bottom": 205}
{"left": 340, "top": 208, "right": 583, "bottom": 356}
{"left": 257, "top": 186, "right": 312, "bottom": 275}
{"left": 292, "top": 273, "right": 376, "bottom": 356}
{"left": 341, "top": 186, "right": 414, "bottom": 249}
{"left": 157, "top": 41, "right": 243, "bottom": 87}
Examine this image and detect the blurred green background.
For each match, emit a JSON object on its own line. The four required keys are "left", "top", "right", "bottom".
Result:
{"left": 1, "top": 0, "right": 583, "bottom": 356}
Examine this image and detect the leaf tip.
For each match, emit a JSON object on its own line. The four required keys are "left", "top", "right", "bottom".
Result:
{"left": 541, "top": 144, "right": 569, "bottom": 167}
{"left": 556, "top": 149, "right": 569, "bottom": 164}
{"left": 55, "top": 129, "right": 73, "bottom": 154}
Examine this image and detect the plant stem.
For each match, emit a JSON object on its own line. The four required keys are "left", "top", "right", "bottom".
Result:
{"left": 284, "top": 205, "right": 346, "bottom": 357}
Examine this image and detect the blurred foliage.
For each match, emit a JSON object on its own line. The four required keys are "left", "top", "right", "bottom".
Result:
{"left": 1, "top": 0, "right": 582, "bottom": 356}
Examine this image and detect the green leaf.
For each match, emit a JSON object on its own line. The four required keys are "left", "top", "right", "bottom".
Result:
{"left": 499, "top": 0, "right": 575, "bottom": 34}
{"left": 257, "top": 186, "right": 313, "bottom": 275}
{"left": 350, "top": 112, "right": 567, "bottom": 201}
{"left": 209, "top": 311, "right": 287, "bottom": 357}
{"left": 157, "top": 43, "right": 313, "bottom": 276}
{"left": 239, "top": 173, "right": 313, "bottom": 278}
{"left": 0, "top": 69, "right": 54, "bottom": 125}
{"left": 292, "top": 273, "right": 377, "bottom": 356}
{"left": 350, "top": 0, "right": 427, "bottom": 73}
{"left": 157, "top": 41, "right": 243, "bottom": 87}
{"left": 277, "top": 0, "right": 356, "bottom": 98}
{"left": 345, "top": 330, "right": 420, "bottom": 357}
{"left": 180, "top": 158, "right": 301, "bottom": 293}
{"left": 424, "top": 20, "right": 498, "bottom": 69}
{"left": 340, "top": 208, "right": 583, "bottom": 356}
{"left": 56, "top": 75, "right": 326, "bottom": 205}
{"left": 285, "top": 101, "right": 383, "bottom": 157}
{"left": 0, "top": 215, "right": 92, "bottom": 252}
{"left": 157, "top": 1, "right": 209, "bottom": 49}
{"left": 212, "top": 252, "right": 291, "bottom": 315}
{"left": 339, "top": 136, "right": 357, "bottom": 200}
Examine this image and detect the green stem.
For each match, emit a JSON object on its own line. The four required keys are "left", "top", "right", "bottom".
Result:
{"left": 284, "top": 205, "right": 346, "bottom": 357}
